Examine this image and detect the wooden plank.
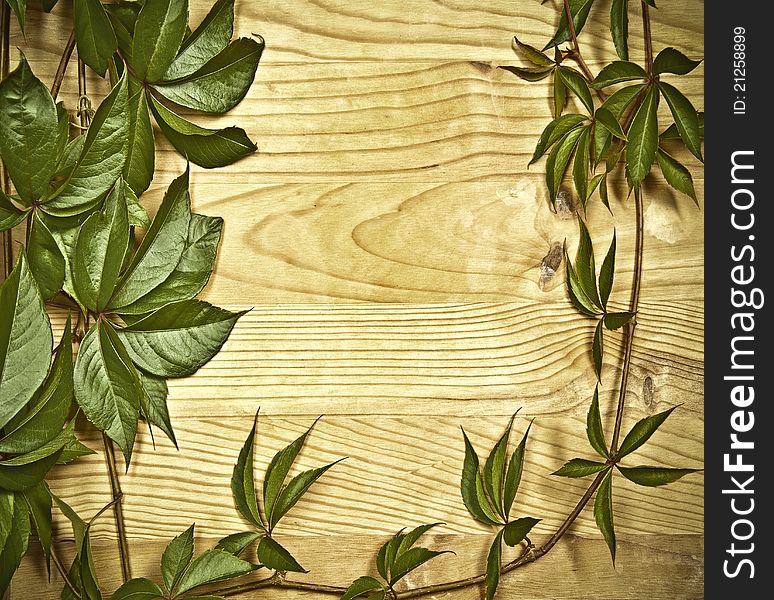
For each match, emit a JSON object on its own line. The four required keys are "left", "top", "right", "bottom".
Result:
{"left": 15, "top": 534, "right": 703, "bottom": 599}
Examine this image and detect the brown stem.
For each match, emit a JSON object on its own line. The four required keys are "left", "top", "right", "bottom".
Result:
{"left": 1, "top": 2, "right": 12, "bottom": 279}
{"left": 641, "top": 2, "right": 654, "bottom": 75}
{"left": 102, "top": 434, "right": 132, "bottom": 582}
{"left": 51, "top": 547, "right": 81, "bottom": 600}
{"left": 218, "top": 573, "right": 347, "bottom": 597}
{"left": 562, "top": 0, "right": 606, "bottom": 101}
{"left": 51, "top": 29, "right": 76, "bottom": 100}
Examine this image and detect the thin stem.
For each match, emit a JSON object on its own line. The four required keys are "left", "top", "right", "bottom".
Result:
{"left": 51, "top": 29, "right": 76, "bottom": 100}
{"left": 102, "top": 434, "right": 132, "bottom": 583}
{"left": 51, "top": 547, "right": 81, "bottom": 600}
{"left": 562, "top": 0, "right": 606, "bottom": 101}
{"left": 1, "top": 2, "right": 11, "bottom": 279}
{"left": 218, "top": 573, "right": 347, "bottom": 598}
{"left": 642, "top": 2, "right": 654, "bottom": 75}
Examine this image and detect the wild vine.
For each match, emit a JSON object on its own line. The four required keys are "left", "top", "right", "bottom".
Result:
{"left": 0, "top": 1, "right": 702, "bottom": 599}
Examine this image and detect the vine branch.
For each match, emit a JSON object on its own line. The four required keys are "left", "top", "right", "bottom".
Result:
{"left": 1, "top": 1, "right": 11, "bottom": 279}
{"left": 562, "top": 0, "right": 605, "bottom": 101}
{"left": 51, "top": 29, "right": 76, "bottom": 100}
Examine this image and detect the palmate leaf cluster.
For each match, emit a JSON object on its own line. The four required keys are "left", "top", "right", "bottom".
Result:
{"left": 0, "top": 0, "right": 262, "bottom": 594}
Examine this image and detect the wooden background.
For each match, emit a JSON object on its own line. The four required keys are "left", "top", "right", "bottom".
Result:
{"left": 11, "top": 0, "right": 703, "bottom": 598}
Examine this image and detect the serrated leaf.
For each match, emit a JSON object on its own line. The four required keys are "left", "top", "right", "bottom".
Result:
{"left": 0, "top": 492, "right": 14, "bottom": 562}
{"left": 547, "top": 125, "right": 584, "bottom": 204}
{"left": 164, "top": 0, "right": 235, "bottom": 81}
{"left": 530, "top": 113, "right": 587, "bottom": 166}
{"left": 592, "top": 61, "right": 646, "bottom": 89}
{"left": 73, "top": 181, "right": 130, "bottom": 312}
{"left": 661, "top": 112, "right": 703, "bottom": 141}
{"left": 485, "top": 530, "right": 503, "bottom": 600}
{"left": 617, "top": 466, "right": 701, "bottom": 487}
{"left": 603, "top": 311, "right": 634, "bottom": 330}
{"left": 154, "top": 37, "right": 263, "bottom": 113}
{"left": 576, "top": 220, "right": 601, "bottom": 309}
{"left": 499, "top": 65, "right": 552, "bottom": 82}
{"left": 558, "top": 67, "right": 594, "bottom": 114}
{"left": 617, "top": 406, "right": 677, "bottom": 458}
{"left": 594, "top": 107, "right": 626, "bottom": 140}
{"left": 149, "top": 94, "right": 256, "bottom": 168}
{"left": 655, "top": 149, "right": 697, "bottom": 204}
{"left": 626, "top": 85, "right": 659, "bottom": 187}
{"left": 503, "top": 421, "right": 530, "bottom": 518}
{"left": 215, "top": 531, "right": 261, "bottom": 557}
{"left": 512, "top": 36, "right": 554, "bottom": 67}
{"left": 0, "top": 192, "right": 28, "bottom": 232}
{"left": 124, "top": 83, "right": 155, "bottom": 196}
{"left": 44, "top": 75, "right": 130, "bottom": 216}
{"left": 572, "top": 126, "right": 590, "bottom": 205}
{"left": 395, "top": 523, "right": 443, "bottom": 558}
{"left": 610, "top": 0, "right": 629, "bottom": 60}
{"left": 566, "top": 258, "right": 599, "bottom": 317}
{"left": 658, "top": 82, "right": 702, "bottom": 161}
{"left": 594, "top": 470, "right": 616, "bottom": 563}
{"left": 544, "top": 0, "right": 595, "bottom": 50}
{"left": 483, "top": 416, "right": 515, "bottom": 520}
{"left": 586, "top": 173, "right": 605, "bottom": 203}
{"left": 0, "top": 318, "right": 72, "bottom": 455}
{"left": 51, "top": 492, "right": 86, "bottom": 549}
{"left": 389, "top": 547, "right": 452, "bottom": 586}
{"left": 0, "top": 55, "right": 60, "bottom": 205}
{"left": 553, "top": 70, "right": 566, "bottom": 118}
{"left": 503, "top": 517, "right": 539, "bottom": 547}
{"left": 587, "top": 386, "right": 608, "bottom": 458}
{"left": 21, "top": 481, "right": 53, "bottom": 571}
{"left": 0, "top": 497, "right": 30, "bottom": 596}
{"left": 230, "top": 413, "right": 264, "bottom": 530}
{"left": 552, "top": 458, "right": 608, "bottom": 478}
{"left": 460, "top": 429, "right": 501, "bottom": 526}
{"left": 73, "top": 320, "right": 142, "bottom": 466}
{"left": 270, "top": 459, "right": 344, "bottom": 529}
{"left": 116, "top": 213, "right": 223, "bottom": 315}
{"left": 74, "top": 0, "right": 118, "bottom": 77}
{"left": 600, "top": 84, "right": 644, "bottom": 119}
{"left": 161, "top": 523, "right": 195, "bottom": 593}
{"left": 256, "top": 536, "right": 306, "bottom": 573}
{"left": 79, "top": 522, "right": 103, "bottom": 600}
{"left": 56, "top": 436, "right": 95, "bottom": 465}
{"left": 375, "top": 540, "right": 388, "bottom": 580}
{"left": 382, "top": 530, "right": 405, "bottom": 581}
{"left": 132, "top": 0, "right": 189, "bottom": 83}
{"left": 138, "top": 371, "right": 177, "bottom": 447}
{"left": 652, "top": 47, "right": 702, "bottom": 76}
{"left": 341, "top": 576, "right": 384, "bottom": 600}
{"left": 27, "top": 211, "right": 65, "bottom": 301}
{"left": 592, "top": 319, "right": 603, "bottom": 379}
{"left": 598, "top": 232, "right": 615, "bottom": 309}
{"left": 5, "top": 0, "right": 26, "bottom": 32}
{"left": 110, "top": 578, "right": 165, "bottom": 600}
{"left": 0, "top": 248, "right": 52, "bottom": 430}
{"left": 592, "top": 122, "right": 611, "bottom": 167}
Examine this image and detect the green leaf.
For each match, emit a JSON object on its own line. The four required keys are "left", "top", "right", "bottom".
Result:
{"left": 558, "top": 67, "right": 594, "bottom": 114}
{"left": 389, "top": 547, "right": 452, "bottom": 586}
{"left": 499, "top": 65, "right": 552, "bottom": 82}
{"left": 592, "top": 122, "right": 611, "bottom": 167}
{"left": 74, "top": 0, "right": 118, "bottom": 77}
{"left": 512, "top": 36, "right": 554, "bottom": 67}
{"left": 483, "top": 415, "right": 515, "bottom": 520}
{"left": 658, "top": 82, "right": 702, "bottom": 161}
{"left": 5, "top": 1, "right": 26, "bottom": 33}
{"left": 56, "top": 436, "right": 95, "bottom": 465}
{"left": 553, "top": 70, "right": 566, "bottom": 118}
{"left": 485, "top": 530, "right": 503, "bottom": 600}
{"left": 460, "top": 429, "right": 501, "bottom": 526}
{"left": 79, "top": 523, "right": 103, "bottom": 600}
{"left": 395, "top": 523, "right": 443, "bottom": 558}
{"left": 0, "top": 55, "right": 60, "bottom": 204}
{"left": 73, "top": 181, "right": 130, "bottom": 312}
{"left": 652, "top": 47, "right": 702, "bottom": 76}
{"left": 592, "top": 319, "right": 603, "bottom": 380}
{"left": 164, "top": 0, "right": 235, "bottom": 80}
{"left": 176, "top": 538, "right": 255, "bottom": 594}
{"left": 576, "top": 220, "right": 600, "bottom": 310}
{"left": 382, "top": 530, "right": 405, "bottom": 581}
{"left": 594, "top": 469, "right": 616, "bottom": 563}
{"left": 116, "top": 299, "right": 245, "bottom": 377}
{"left": 341, "top": 576, "right": 385, "bottom": 600}
{"left": 0, "top": 248, "right": 52, "bottom": 430}
{"left": 154, "top": 37, "right": 263, "bottom": 113}
{"left": 215, "top": 531, "right": 261, "bottom": 557}
{"left": 503, "top": 517, "right": 540, "bottom": 547}
{"left": 149, "top": 94, "right": 257, "bottom": 168}
{"left": 594, "top": 107, "right": 626, "bottom": 140}
{"left": 587, "top": 386, "right": 608, "bottom": 458}
{"left": 661, "top": 111, "right": 703, "bottom": 141}
{"left": 27, "top": 212, "right": 66, "bottom": 300}
{"left": 110, "top": 578, "right": 165, "bottom": 600}
{"left": 45, "top": 75, "right": 130, "bottom": 216}
{"left": 530, "top": 113, "right": 587, "bottom": 166}
{"left": 600, "top": 84, "right": 644, "bottom": 119}
{"left": 124, "top": 184, "right": 150, "bottom": 229}
{"left": 0, "top": 192, "right": 28, "bottom": 232}
{"left": 617, "top": 406, "right": 677, "bottom": 459}
{"left": 565, "top": 258, "right": 599, "bottom": 317}
{"left": 552, "top": 458, "right": 608, "bottom": 478}
{"left": 0, "top": 428, "right": 67, "bottom": 491}
{"left": 375, "top": 538, "right": 388, "bottom": 580}
{"left": 544, "top": 0, "right": 595, "bottom": 50}
{"left": 116, "top": 213, "right": 223, "bottom": 315}
{"left": 656, "top": 149, "right": 697, "bottom": 204}
{"left": 603, "top": 311, "right": 634, "bottom": 330}
{"left": 598, "top": 232, "right": 615, "bottom": 310}
{"left": 51, "top": 492, "right": 86, "bottom": 549}
{"left": 138, "top": 371, "right": 177, "bottom": 447}
{"left": 73, "top": 320, "right": 142, "bottom": 465}
{"left": 546, "top": 125, "right": 584, "bottom": 204}
{"left": 0, "top": 319, "right": 72, "bottom": 455}
{"left": 21, "top": 481, "right": 53, "bottom": 571}
{"left": 161, "top": 523, "right": 195, "bottom": 593}
{"left": 625, "top": 85, "right": 659, "bottom": 187}
{"left": 256, "top": 536, "right": 306, "bottom": 573}
{"left": 104, "top": 1, "right": 141, "bottom": 65}
{"left": 586, "top": 172, "right": 605, "bottom": 203}
{"left": 592, "top": 61, "right": 646, "bottom": 89}
{"left": 132, "top": 0, "right": 189, "bottom": 83}
{"left": 109, "top": 169, "right": 191, "bottom": 309}
{"left": 0, "top": 497, "right": 30, "bottom": 596}
{"left": 617, "top": 466, "right": 701, "bottom": 487}
{"left": 269, "top": 459, "right": 344, "bottom": 529}
{"left": 610, "top": 0, "right": 629, "bottom": 60}
{"left": 230, "top": 412, "right": 264, "bottom": 530}
{"left": 0, "top": 492, "right": 14, "bottom": 560}
{"left": 124, "top": 83, "right": 156, "bottom": 196}
{"left": 572, "top": 126, "right": 590, "bottom": 204}
{"left": 503, "top": 421, "right": 530, "bottom": 518}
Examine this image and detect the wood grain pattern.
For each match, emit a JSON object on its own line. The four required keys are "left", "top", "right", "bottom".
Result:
{"left": 10, "top": 0, "right": 703, "bottom": 598}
